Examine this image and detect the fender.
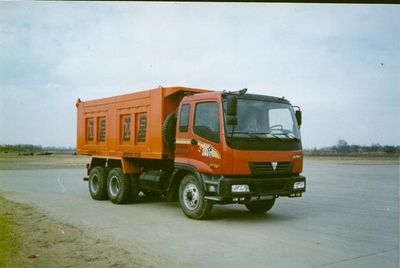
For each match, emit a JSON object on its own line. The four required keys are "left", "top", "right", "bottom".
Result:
{"left": 88, "top": 156, "right": 141, "bottom": 175}
{"left": 165, "top": 163, "right": 204, "bottom": 201}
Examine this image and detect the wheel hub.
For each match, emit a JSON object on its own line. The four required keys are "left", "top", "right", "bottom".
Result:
{"left": 90, "top": 175, "right": 99, "bottom": 193}
{"left": 109, "top": 175, "right": 120, "bottom": 197}
{"left": 183, "top": 183, "right": 199, "bottom": 210}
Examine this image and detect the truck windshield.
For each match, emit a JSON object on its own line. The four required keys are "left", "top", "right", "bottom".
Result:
{"left": 224, "top": 99, "right": 300, "bottom": 140}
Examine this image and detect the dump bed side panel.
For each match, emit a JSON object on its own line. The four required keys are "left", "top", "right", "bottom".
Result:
{"left": 76, "top": 86, "right": 208, "bottom": 160}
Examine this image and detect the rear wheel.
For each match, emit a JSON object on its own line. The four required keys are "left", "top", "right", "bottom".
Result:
{"left": 107, "top": 167, "right": 131, "bottom": 204}
{"left": 88, "top": 166, "right": 108, "bottom": 200}
{"left": 245, "top": 198, "right": 276, "bottom": 214}
{"left": 179, "top": 173, "right": 212, "bottom": 220}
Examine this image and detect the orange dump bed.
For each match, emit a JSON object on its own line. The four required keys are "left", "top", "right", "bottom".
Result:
{"left": 76, "top": 86, "right": 209, "bottom": 159}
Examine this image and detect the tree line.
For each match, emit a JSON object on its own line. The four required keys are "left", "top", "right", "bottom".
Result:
{"left": 305, "top": 139, "right": 399, "bottom": 156}
{"left": 1, "top": 141, "right": 399, "bottom": 156}
{"left": 0, "top": 144, "right": 75, "bottom": 153}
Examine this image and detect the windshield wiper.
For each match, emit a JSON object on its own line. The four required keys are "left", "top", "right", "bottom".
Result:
{"left": 231, "top": 131, "right": 266, "bottom": 137}
{"left": 229, "top": 131, "right": 299, "bottom": 142}
{"left": 248, "top": 132, "right": 268, "bottom": 141}
{"left": 230, "top": 132, "right": 274, "bottom": 142}
{"left": 267, "top": 132, "right": 299, "bottom": 141}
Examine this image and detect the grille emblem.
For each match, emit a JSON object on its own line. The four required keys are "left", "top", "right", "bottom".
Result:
{"left": 271, "top": 162, "right": 278, "bottom": 171}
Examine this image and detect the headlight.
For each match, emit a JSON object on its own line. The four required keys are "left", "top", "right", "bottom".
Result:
{"left": 293, "top": 181, "right": 305, "bottom": 190}
{"left": 231, "top": 184, "right": 250, "bottom": 193}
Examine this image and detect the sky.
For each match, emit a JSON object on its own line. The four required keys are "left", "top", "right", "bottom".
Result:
{"left": 0, "top": 2, "right": 399, "bottom": 149}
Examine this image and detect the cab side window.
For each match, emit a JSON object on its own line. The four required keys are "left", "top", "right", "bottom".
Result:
{"left": 194, "top": 102, "right": 220, "bottom": 143}
{"left": 179, "top": 104, "right": 190, "bottom": 132}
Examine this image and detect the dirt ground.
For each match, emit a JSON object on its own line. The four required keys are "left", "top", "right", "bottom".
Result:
{"left": 0, "top": 196, "right": 155, "bottom": 268}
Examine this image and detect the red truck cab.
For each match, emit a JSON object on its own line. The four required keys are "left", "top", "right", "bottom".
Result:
{"left": 172, "top": 89, "right": 305, "bottom": 218}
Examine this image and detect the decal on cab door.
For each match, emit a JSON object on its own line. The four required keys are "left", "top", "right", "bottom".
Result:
{"left": 197, "top": 141, "right": 221, "bottom": 159}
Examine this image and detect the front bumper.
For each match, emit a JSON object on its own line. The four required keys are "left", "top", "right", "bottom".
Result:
{"left": 202, "top": 174, "right": 306, "bottom": 203}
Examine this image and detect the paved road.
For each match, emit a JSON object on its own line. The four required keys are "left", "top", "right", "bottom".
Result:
{"left": 0, "top": 159, "right": 398, "bottom": 268}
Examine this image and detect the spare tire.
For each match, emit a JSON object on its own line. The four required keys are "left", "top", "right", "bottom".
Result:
{"left": 162, "top": 111, "right": 177, "bottom": 152}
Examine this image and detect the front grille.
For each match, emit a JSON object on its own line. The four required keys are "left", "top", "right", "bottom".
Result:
{"left": 250, "top": 180, "right": 290, "bottom": 194}
{"left": 249, "top": 162, "right": 292, "bottom": 176}
{"left": 263, "top": 182, "right": 287, "bottom": 191}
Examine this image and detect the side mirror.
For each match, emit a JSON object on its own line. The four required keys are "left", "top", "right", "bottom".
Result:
{"left": 226, "top": 115, "right": 237, "bottom": 125}
{"left": 226, "top": 95, "right": 237, "bottom": 116}
{"left": 295, "top": 110, "right": 302, "bottom": 126}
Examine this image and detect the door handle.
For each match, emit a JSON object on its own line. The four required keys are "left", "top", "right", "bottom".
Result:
{"left": 191, "top": 139, "right": 198, "bottom": 145}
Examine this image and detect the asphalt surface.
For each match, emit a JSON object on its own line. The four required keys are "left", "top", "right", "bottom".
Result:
{"left": 0, "top": 159, "right": 398, "bottom": 268}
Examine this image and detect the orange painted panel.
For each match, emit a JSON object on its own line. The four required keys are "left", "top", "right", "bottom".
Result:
{"left": 76, "top": 86, "right": 209, "bottom": 159}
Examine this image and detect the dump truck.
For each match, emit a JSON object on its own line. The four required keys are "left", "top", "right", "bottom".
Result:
{"left": 76, "top": 86, "right": 306, "bottom": 219}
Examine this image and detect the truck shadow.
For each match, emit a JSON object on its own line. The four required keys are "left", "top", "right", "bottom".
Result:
{"left": 133, "top": 196, "right": 304, "bottom": 222}
{"left": 158, "top": 202, "right": 301, "bottom": 222}
{"left": 207, "top": 206, "right": 299, "bottom": 222}
{"left": 136, "top": 194, "right": 165, "bottom": 203}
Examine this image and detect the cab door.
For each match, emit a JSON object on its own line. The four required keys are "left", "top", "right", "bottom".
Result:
{"left": 175, "top": 103, "right": 192, "bottom": 159}
{"left": 175, "top": 101, "right": 223, "bottom": 175}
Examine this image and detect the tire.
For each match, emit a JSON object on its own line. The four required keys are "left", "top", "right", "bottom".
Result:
{"left": 88, "top": 166, "right": 108, "bottom": 200}
{"left": 179, "top": 173, "right": 213, "bottom": 220}
{"left": 162, "top": 111, "right": 177, "bottom": 152}
{"left": 127, "top": 174, "right": 140, "bottom": 203}
{"left": 245, "top": 198, "right": 276, "bottom": 214}
{"left": 107, "top": 167, "right": 131, "bottom": 204}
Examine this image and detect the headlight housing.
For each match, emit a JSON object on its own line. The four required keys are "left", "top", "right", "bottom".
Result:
{"left": 293, "top": 181, "right": 305, "bottom": 190}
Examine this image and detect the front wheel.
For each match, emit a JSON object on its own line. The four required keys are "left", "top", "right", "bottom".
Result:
{"left": 179, "top": 173, "right": 212, "bottom": 220}
{"left": 245, "top": 197, "right": 276, "bottom": 214}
